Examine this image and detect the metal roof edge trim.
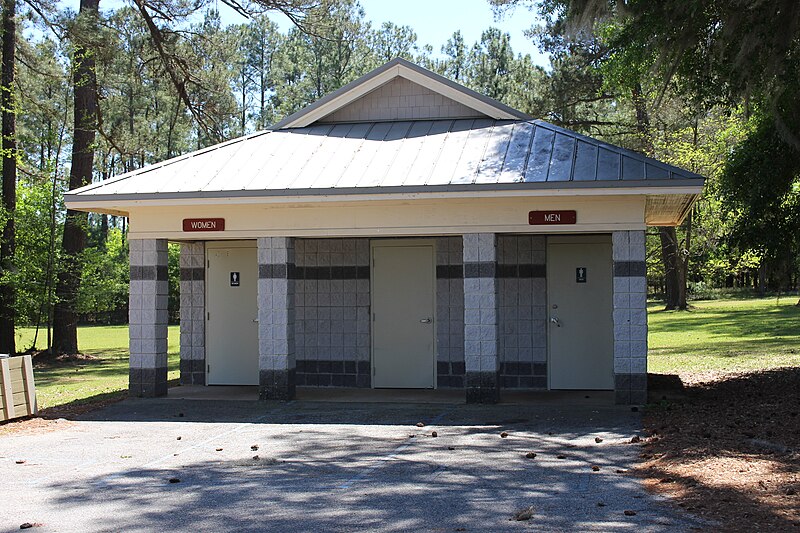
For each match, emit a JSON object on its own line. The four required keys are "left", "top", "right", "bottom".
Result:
{"left": 64, "top": 179, "right": 704, "bottom": 205}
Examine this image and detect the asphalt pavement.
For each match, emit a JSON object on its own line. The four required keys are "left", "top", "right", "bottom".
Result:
{"left": 0, "top": 397, "right": 704, "bottom": 532}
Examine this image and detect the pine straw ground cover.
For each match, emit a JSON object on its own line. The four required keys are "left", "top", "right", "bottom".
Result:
{"left": 642, "top": 298, "right": 800, "bottom": 531}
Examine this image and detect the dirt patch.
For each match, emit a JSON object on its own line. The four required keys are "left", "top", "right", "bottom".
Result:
{"left": 637, "top": 368, "right": 800, "bottom": 531}
{"left": 0, "top": 416, "right": 76, "bottom": 437}
{"left": 29, "top": 349, "right": 100, "bottom": 367}
{"left": 0, "top": 392, "right": 126, "bottom": 436}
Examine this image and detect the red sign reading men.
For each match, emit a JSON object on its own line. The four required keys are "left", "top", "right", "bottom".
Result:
{"left": 182, "top": 218, "right": 225, "bottom": 232}
{"left": 528, "top": 210, "right": 577, "bottom": 225}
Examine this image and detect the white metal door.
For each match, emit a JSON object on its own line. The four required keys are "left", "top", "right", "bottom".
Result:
{"left": 206, "top": 243, "right": 259, "bottom": 385}
{"left": 371, "top": 242, "right": 435, "bottom": 388}
{"left": 547, "top": 236, "right": 614, "bottom": 389}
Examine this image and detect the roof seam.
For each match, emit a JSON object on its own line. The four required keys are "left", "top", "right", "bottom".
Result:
{"left": 544, "top": 127, "right": 557, "bottom": 182}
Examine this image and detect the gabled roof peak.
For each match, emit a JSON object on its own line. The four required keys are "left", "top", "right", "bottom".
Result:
{"left": 273, "top": 58, "right": 531, "bottom": 129}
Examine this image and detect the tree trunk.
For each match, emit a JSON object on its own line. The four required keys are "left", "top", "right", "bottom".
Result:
{"left": 679, "top": 209, "right": 692, "bottom": 306}
{"left": 757, "top": 262, "right": 767, "bottom": 297}
{"left": 52, "top": 0, "right": 99, "bottom": 354}
{"left": 659, "top": 226, "right": 687, "bottom": 310}
{"left": 0, "top": 0, "right": 16, "bottom": 355}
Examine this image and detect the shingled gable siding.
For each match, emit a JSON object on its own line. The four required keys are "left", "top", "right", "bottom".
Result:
{"left": 319, "top": 77, "right": 486, "bottom": 123}
{"left": 179, "top": 242, "right": 206, "bottom": 385}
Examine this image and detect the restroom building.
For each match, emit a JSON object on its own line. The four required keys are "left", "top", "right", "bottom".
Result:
{"left": 64, "top": 58, "right": 703, "bottom": 404}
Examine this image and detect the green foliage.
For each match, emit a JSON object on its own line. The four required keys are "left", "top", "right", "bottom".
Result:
{"left": 76, "top": 229, "right": 129, "bottom": 320}
{"left": 12, "top": 178, "right": 62, "bottom": 326}
{"left": 168, "top": 243, "right": 180, "bottom": 322}
{"left": 441, "top": 31, "right": 468, "bottom": 82}
{"left": 722, "top": 109, "right": 800, "bottom": 267}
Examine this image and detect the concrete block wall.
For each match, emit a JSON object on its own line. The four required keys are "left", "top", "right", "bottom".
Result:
{"left": 128, "top": 239, "right": 169, "bottom": 397}
{"left": 612, "top": 230, "right": 648, "bottom": 404}
{"left": 435, "top": 237, "right": 465, "bottom": 388}
{"left": 179, "top": 242, "right": 205, "bottom": 385}
{"left": 497, "top": 235, "right": 548, "bottom": 389}
{"left": 294, "top": 238, "right": 371, "bottom": 387}
{"left": 463, "top": 233, "right": 500, "bottom": 403}
{"left": 258, "top": 237, "right": 296, "bottom": 400}
{"left": 321, "top": 77, "right": 485, "bottom": 123}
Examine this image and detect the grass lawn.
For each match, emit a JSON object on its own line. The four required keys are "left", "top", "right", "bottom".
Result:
{"left": 647, "top": 296, "right": 800, "bottom": 376}
{"left": 14, "top": 325, "right": 180, "bottom": 410}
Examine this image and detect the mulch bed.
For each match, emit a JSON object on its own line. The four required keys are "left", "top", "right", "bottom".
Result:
{"left": 637, "top": 368, "right": 800, "bottom": 531}
{"left": 0, "top": 393, "right": 127, "bottom": 436}
{"left": 28, "top": 349, "right": 100, "bottom": 367}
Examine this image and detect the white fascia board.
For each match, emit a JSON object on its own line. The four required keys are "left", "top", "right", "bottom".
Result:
{"left": 65, "top": 185, "right": 703, "bottom": 212}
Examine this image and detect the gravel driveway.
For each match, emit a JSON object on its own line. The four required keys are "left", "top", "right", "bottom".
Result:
{"left": 1, "top": 397, "right": 702, "bottom": 532}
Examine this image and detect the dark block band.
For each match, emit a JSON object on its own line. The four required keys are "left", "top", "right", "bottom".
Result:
{"left": 260, "top": 264, "right": 370, "bottom": 280}
{"left": 131, "top": 265, "right": 169, "bottom": 281}
{"left": 464, "top": 262, "right": 496, "bottom": 278}
{"left": 613, "top": 261, "right": 647, "bottom": 277}
{"left": 465, "top": 371, "right": 500, "bottom": 403}
{"left": 180, "top": 267, "right": 205, "bottom": 281}
{"left": 259, "top": 369, "right": 296, "bottom": 400}
{"left": 436, "top": 264, "right": 464, "bottom": 279}
{"left": 463, "top": 262, "right": 546, "bottom": 279}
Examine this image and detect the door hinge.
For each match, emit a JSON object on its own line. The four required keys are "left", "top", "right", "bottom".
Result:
{"left": 372, "top": 365, "right": 375, "bottom": 376}
{"left": 372, "top": 312, "right": 375, "bottom": 321}
{"left": 207, "top": 259, "right": 210, "bottom": 268}
{"left": 207, "top": 311, "right": 210, "bottom": 320}
{"left": 207, "top": 364, "right": 210, "bottom": 373}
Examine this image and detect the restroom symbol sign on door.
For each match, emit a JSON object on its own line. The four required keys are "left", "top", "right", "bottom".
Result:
{"left": 230, "top": 272, "right": 240, "bottom": 287}
{"left": 576, "top": 267, "right": 587, "bottom": 283}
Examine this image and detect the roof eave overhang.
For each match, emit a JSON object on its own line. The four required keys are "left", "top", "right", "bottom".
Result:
{"left": 65, "top": 180, "right": 704, "bottom": 217}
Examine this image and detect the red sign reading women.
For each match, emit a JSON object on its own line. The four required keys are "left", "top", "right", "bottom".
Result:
{"left": 182, "top": 218, "right": 225, "bottom": 232}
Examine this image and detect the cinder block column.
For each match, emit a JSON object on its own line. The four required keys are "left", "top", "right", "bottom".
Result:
{"left": 258, "top": 237, "right": 296, "bottom": 400}
{"left": 179, "top": 242, "right": 205, "bottom": 385}
{"left": 129, "top": 239, "right": 169, "bottom": 397}
{"left": 463, "top": 233, "right": 500, "bottom": 403}
{"left": 612, "top": 230, "right": 648, "bottom": 404}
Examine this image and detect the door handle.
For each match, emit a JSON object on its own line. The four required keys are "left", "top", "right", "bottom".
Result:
{"left": 550, "top": 317, "right": 561, "bottom": 327}
{"left": 420, "top": 318, "right": 432, "bottom": 324}
{"left": 253, "top": 318, "right": 259, "bottom": 323}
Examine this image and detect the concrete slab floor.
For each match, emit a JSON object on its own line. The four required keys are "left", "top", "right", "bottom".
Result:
{"left": 0, "top": 398, "right": 703, "bottom": 532}
{"left": 169, "top": 385, "right": 616, "bottom": 406}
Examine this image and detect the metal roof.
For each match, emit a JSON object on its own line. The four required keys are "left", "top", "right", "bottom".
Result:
{"left": 67, "top": 119, "right": 703, "bottom": 203}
